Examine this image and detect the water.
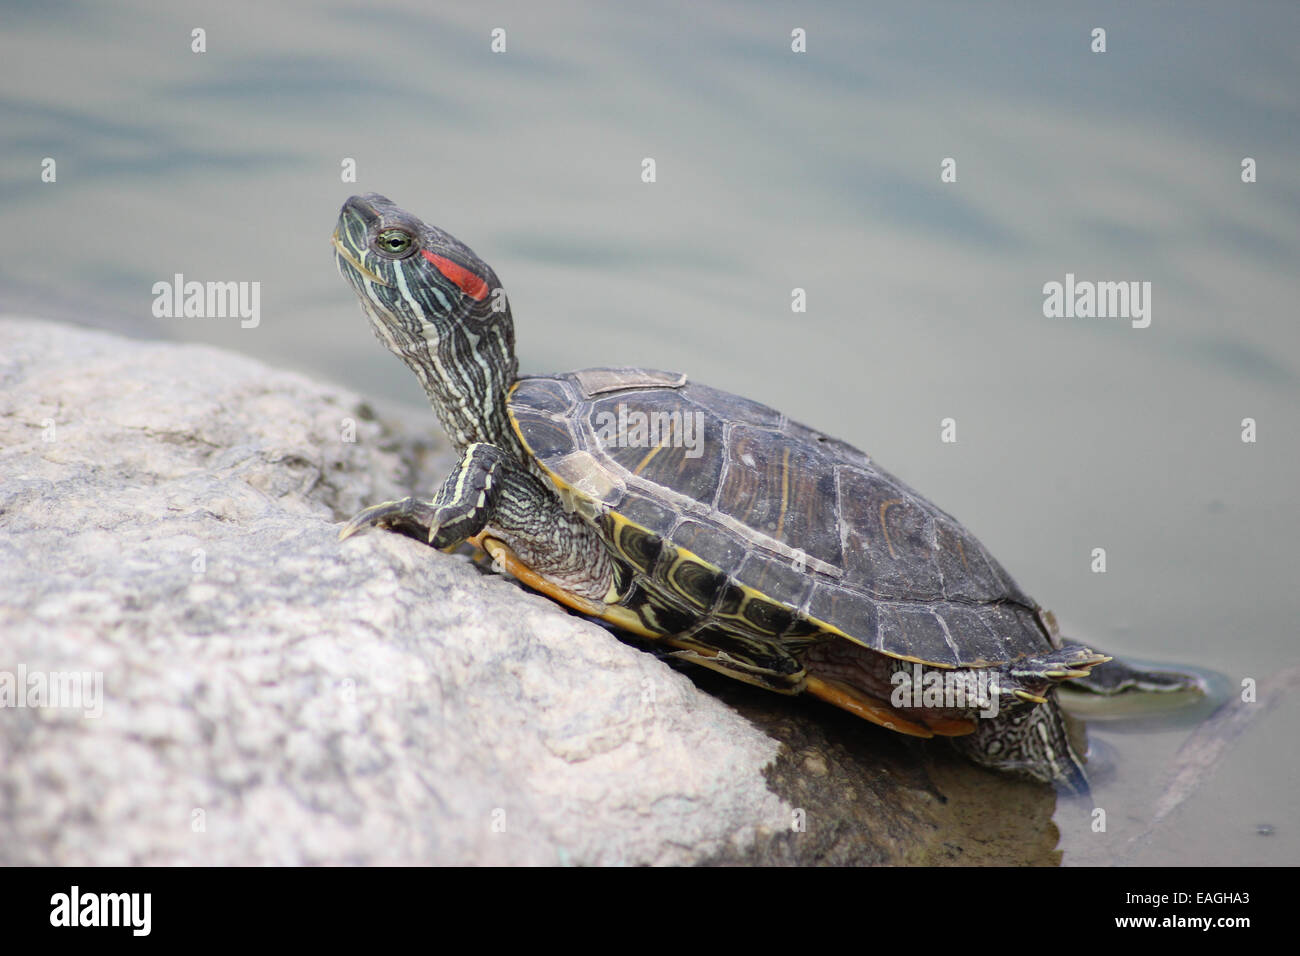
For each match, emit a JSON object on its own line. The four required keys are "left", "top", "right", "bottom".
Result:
{"left": 3, "top": 0, "right": 1297, "bottom": 865}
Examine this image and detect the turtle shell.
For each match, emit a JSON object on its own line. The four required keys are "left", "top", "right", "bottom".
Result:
{"left": 507, "top": 367, "right": 1053, "bottom": 668}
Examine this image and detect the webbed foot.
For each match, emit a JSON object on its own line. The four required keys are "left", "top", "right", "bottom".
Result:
{"left": 1065, "top": 656, "right": 1208, "bottom": 696}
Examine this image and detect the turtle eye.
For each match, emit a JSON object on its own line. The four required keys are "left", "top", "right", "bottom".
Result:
{"left": 374, "top": 228, "right": 415, "bottom": 259}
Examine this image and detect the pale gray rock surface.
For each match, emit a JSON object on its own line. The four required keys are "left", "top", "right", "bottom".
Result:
{"left": 0, "top": 317, "right": 1058, "bottom": 866}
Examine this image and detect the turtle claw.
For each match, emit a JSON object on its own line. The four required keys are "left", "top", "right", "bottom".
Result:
{"left": 338, "top": 497, "right": 441, "bottom": 544}
{"left": 338, "top": 514, "right": 372, "bottom": 541}
{"left": 338, "top": 512, "right": 375, "bottom": 541}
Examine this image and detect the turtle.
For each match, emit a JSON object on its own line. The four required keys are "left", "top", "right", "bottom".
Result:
{"left": 331, "top": 192, "right": 1123, "bottom": 793}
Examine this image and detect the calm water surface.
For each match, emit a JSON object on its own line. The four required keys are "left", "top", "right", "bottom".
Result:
{"left": 2, "top": 0, "right": 1297, "bottom": 864}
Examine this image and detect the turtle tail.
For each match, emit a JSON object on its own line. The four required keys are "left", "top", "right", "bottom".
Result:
{"left": 951, "top": 694, "right": 1091, "bottom": 797}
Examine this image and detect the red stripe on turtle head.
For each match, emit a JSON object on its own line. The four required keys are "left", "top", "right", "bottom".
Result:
{"left": 421, "top": 249, "right": 489, "bottom": 301}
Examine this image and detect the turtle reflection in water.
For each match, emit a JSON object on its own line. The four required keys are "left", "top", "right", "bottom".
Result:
{"left": 333, "top": 193, "right": 1188, "bottom": 794}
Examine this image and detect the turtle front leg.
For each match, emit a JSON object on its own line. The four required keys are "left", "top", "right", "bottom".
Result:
{"left": 341, "top": 442, "right": 617, "bottom": 603}
{"left": 340, "top": 442, "right": 506, "bottom": 548}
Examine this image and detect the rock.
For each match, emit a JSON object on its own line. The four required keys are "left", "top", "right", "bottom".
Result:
{"left": 0, "top": 317, "right": 1063, "bottom": 865}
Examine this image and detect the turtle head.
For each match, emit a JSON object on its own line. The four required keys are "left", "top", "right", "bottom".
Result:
{"left": 333, "top": 193, "right": 518, "bottom": 451}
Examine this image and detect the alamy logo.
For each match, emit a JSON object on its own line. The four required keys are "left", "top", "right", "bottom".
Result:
{"left": 891, "top": 663, "right": 1000, "bottom": 717}
{"left": 152, "top": 273, "right": 261, "bottom": 328}
{"left": 0, "top": 665, "right": 102, "bottom": 718}
{"left": 593, "top": 403, "right": 706, "bottom": 459}
{"left": 1042, "top": 272, "right": 1151, "bottom": 328}
{"left": 50, "top": 886, "right": 151, "bottom": 936}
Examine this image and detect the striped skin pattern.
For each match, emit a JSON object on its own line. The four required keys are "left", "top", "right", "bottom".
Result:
{"left": 333, "top": 195, "right": 520, "bottom": 455}
{"left": 333, "top": 194, "right": 1103, "bottom": 793}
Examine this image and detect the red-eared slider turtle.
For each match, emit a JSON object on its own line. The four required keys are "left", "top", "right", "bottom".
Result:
{"left": 332, "top": 193, "right": 1115, "bottom": 792}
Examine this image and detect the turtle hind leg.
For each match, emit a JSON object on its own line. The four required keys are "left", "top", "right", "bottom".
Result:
{"left": 1062, "top": 655, "right": 1207, "bottom": 696}
{"left": 951, "top": 695, "right": 1091, "bottom": 796}
{"left": 996, "top": 643, "right": 1111, "bottom": 705}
